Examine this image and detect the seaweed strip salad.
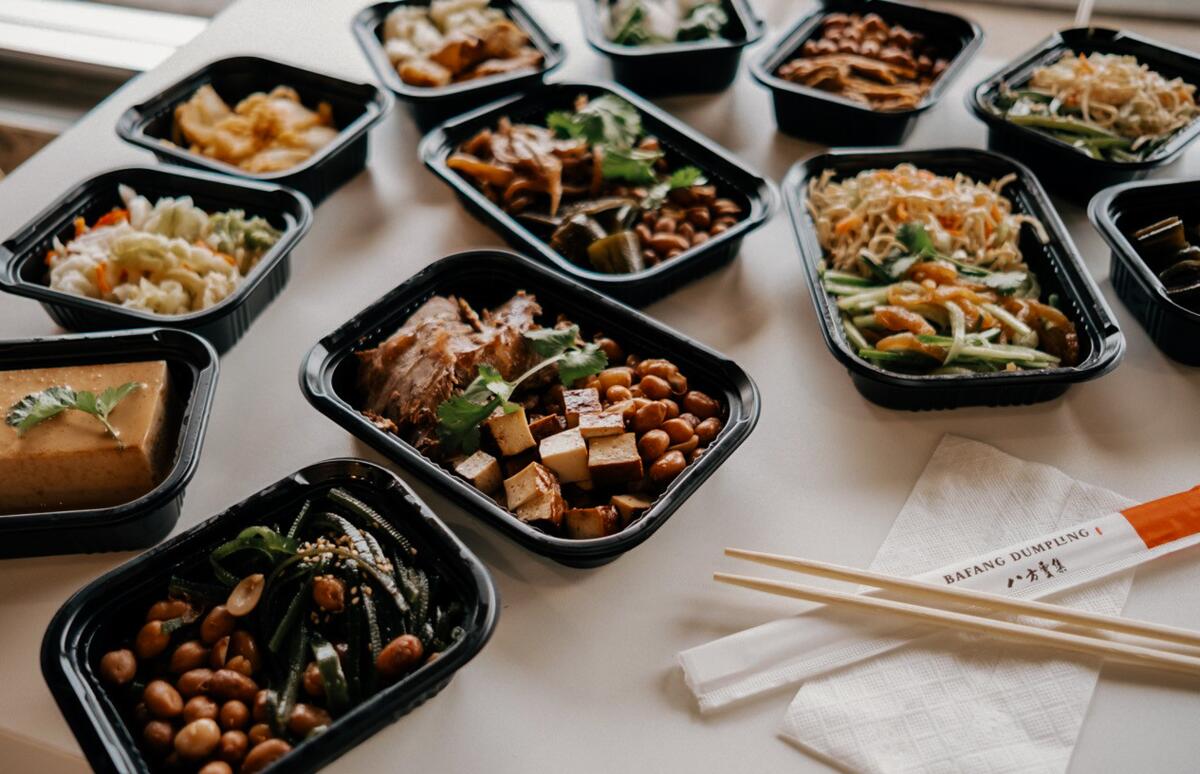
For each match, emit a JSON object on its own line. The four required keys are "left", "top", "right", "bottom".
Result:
{"left": 97, "top": 487, "right": 465, "bottom": 772}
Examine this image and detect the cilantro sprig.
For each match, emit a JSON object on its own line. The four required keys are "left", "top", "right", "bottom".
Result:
{"left": 435, "top": 325, "right": 607, "bottom": 454}
{"left": 5, "top": 382, "right": 142, "bottom": 441}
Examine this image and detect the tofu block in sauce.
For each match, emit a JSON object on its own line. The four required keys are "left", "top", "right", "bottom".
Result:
{"left": 587, "top": 432, "right": 643, "bottom": 484}
{"left": 503, "top": 461, "right": 557, "bottom": 510}
{"left": 577, "top": 411, "right": 624, "bottom": 439}
{"left": 485, "top": 404, "right": 536, "bottom": 457}
{"left": 611, "top": 493, "right": 653, "bottom": 527}
{"left": 0, "top": 361, "right": 172, "bottom": 513}
{"left": 564, "top": 505, "right": 620, "bottom": 539}
{"left": 527, "top": 413, "right": 566, "bottom": 442}
{"left": 515, "top": 487, "right": 565, "bottom": 529}
{"left": 539, "top": 428, "right": 589, "bottom": 483}
{"left": 453, "top": 450, "right": 502, "bottom": 493}
{"left": 563, "top": 388, "right": 601, "bottom": 428}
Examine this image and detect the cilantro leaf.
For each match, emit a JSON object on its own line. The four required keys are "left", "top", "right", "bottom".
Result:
{"left": 642, "top": 166, "right": 708, "bottom": 209}
{"left": 5, "top": 386, "right": 76, "bottom": 435}
{"left": 4, "top": 381, "right": 141, "bottom": 440}
{"left": 437, "top": 393, "right": 503, "bottom": 454}
{"left": 557, "top": 343, "right": 608, "bottom": 387}
{"left": 601, "top": 146, "right": 663, "bottom": 185}
{"left": 523, "top": 324, "right": 580, "bottom": 358}
{"left": 547, "top": 96, "right": 642, "bottom": 148}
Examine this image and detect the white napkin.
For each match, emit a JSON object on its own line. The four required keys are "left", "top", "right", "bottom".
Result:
{"left": 682, "top": 435, "right": 1137, "bottom": 774}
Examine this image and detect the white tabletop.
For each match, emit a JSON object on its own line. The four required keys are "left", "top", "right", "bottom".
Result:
{"left": 1, "top": 1, "right": 1199, "bottom": 772}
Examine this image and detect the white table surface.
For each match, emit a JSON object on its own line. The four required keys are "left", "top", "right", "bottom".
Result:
{"left": 2, "top": 1, "right": 1199, "bottom": 772}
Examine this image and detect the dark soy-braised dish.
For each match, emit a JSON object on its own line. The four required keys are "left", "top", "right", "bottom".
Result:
{"left": 1130, "top": 214, "right": 1200, "bottom": 311}
{"left": 381, "top": 0, "right": 544, "bottom": 88}
{"left": 95, "top": 489, "right": 465, "bottom": 773}
{"left": 988, "top": 52, "right": 1198, "bottom": 162}
{"left": 777, "top": 12, "right": 950, "bottom": 111}
{"left": 807, "top": 164, "right": 1080, "bottom": 374}
{"left": 447, "top": 94, "right": 746, "bottom": 274}
{"left": 601, "top": 0, "right": 729, "bottom": 46}
{"left": 355, "top": 292, "right": 726, "bottom": 539}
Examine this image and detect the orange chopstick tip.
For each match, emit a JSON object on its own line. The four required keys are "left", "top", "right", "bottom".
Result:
{"left": 1121, "top": 485, "right": 1200, "bottom": 549}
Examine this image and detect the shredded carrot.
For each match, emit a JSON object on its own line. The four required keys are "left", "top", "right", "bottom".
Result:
{"left": 93, "top": 208, "right": 128, "bottom": 228}
{"left": 95, "top": 262, "right": 111, "bottom": 295}
{"left": 73, "top": 217, "right": 87, "bottom": 237}
{"left": 44, "top": 249, "right": 57, "bottom": 266}
{"left": 834, "top": 214, "right": 861, "bottom": 235}
{"left": 895, "top": 201, "right": 908, "bottom": 221}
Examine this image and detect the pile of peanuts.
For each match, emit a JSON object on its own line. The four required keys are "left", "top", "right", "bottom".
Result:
{"left": 608, "top": 164, "right": 744, "bottom": 268}
{"left": 97, "top": 571, "right": 429, "bottom": 772}
{"left": 586, "top": 338, "right": 724, "bottom": 484}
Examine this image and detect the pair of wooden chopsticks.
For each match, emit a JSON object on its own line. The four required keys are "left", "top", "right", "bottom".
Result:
{"left": 716, "top": 548, "right": 1200, "bottom": 676}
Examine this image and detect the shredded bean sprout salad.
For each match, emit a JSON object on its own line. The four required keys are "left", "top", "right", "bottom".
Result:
{"left": 806, "top": 165, "right": 1080, "bottom": 375}
{"left": 992, "top": 51, "right": 1199, "bottom": 162}
{"left": 806, "top": 164, "right": 1048, "bottom": 275}
{"left": 46, "top": 186, "right": 282, "bottom": 316}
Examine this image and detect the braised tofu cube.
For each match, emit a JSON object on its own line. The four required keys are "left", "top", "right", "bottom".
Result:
{"left": 587, "top": 432, "right": 643, "bottom": 485}
{"left": 563, "top": 388, "right": 602, "bottom": 428}
{"left": 564, "top": 505, "right": 620, "bottom": 539}
{"left": 503, "top": 462, "right": 556, "bottom": 510}
{"left": 528, "top": 413, "right": 567, "bottom": 442}
{"left": 515, "top": 487, "right": 565, "bottom": 529}
{"left": 485, "top": 405, "right": 535, "bottom": 457}
{"left": 503, "top": 449, "right": 539, "bottom": 477}
{"left": 454, "top": 450, "right": 502, "bottom": 493}
{"left": 577, "top": 411, "right": 625, "bottom": 439}
{"left": 611, "top": 494, "right": 653, "bottom": 527}
{"left": 539, "top": 428, "right": 589, "bottom": 483}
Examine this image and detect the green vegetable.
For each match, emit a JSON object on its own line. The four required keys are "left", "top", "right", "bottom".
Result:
{"left": 547, "top": 95, "right": 642, "bottom": 147}
{"left": 642, "top": 166, "right": 707, "bottom": 209}
{"left": 435, "top": 324, "right": 607, "bottom": 454}
{"left": 5, "top": 381, "right": 142, "bottom": 441}
{"left": 601, "top": 146, "right": 664, "bottom": 185}
{"left": 896, "top": 222, "right": 937, "bottom": 259}
{"left": 312, "top": 638, "right": 351, "bottom": 715}
{"left": 677, "top": 3, "right": 728, "bottom": 41}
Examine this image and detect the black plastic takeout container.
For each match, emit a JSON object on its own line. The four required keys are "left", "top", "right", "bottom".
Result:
{"left": 576, "top": 0, "right": 764, "bottom": 96}
{"left": 968, "top": 28, "right": 1200, "bottom": 202}
{"left": 1090, "top": 178, "right": 1200, "bottom": 365}
{"left": 116, "top": 56, "right": 391, "bottom": 205}
{"left": 751, "top": 0, "right": 982, "bottom": 145}
{"left": 785, "top": 147, "right": 1124, "bottom": 410}
{"left": 419, "top": 81, "right": 777, "bottom": 307}
{"left": 0, "top": 165, "right": 313, "bottom": 354}
{"left": 42, "top": 457, "right": 498, "bottom": 774}
{"left": 301, "top": 249, "right": 761, "bottom": 567}
{"left": 353, "top": 0, "right": 565, "bottom": 131}
{"left": 0, "top": 328, "right": 217, "bottom": 558}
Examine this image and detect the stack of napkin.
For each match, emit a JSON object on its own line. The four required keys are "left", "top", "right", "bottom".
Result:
{"left": 679, "top": 435, "right": 1138, "bottom": 774}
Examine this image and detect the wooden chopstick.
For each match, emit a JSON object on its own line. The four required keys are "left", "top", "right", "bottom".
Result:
{"left": 713, "top": 572, "right": 1200, "bottom": 677}
{"left": 724, "top": 548, "right": 1200, "bottom": 650}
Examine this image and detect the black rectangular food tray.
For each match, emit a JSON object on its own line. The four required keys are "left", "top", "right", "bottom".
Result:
{"left": 116, "top": 56, "right": 391, "bottom": 205}
{"left": 785, "top": 147, "right": 1124, "bottom": 410}
{"left": 0, "top": 328, "right": 217, "bottom": 557}
{"left": 576, "top": 0, "right": 764, "bottom": 96}
{"left": 301, "top": 249, "right": 761, "bottom": 567}
{"left": 968, "top": 28, "right": 1200, "bottom": 203}
{"left": 0, "top": 165, "right": 313, "bottom": 354}
{"left": 353, "top": 0, "right": 565, "bottom": 131}
{"left": 1089, "top": 178, "right": 1200, "bottom": 365}
{"left": 41, "top": 457, "right": 498, "bottom": 774}
{"left": 751, "top": 0, "right": 982, "bottom": 145}
{"left": 419, "top": 81, "right": 777, "bottom": 307}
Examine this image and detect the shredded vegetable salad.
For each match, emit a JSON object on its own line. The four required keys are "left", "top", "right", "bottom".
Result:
{"left": 806, "top": 164, "right": 1048, "bottom": 275}
{"left": 807, "top": 165, "right": 1080, "bottom": 374}
{"left": 46, "top": 186, "right": 281, "bottom": 316}
{"left": 992, "top": 51, "right": 1199, "bottom": 162}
